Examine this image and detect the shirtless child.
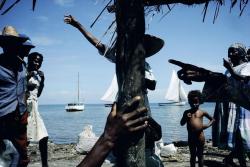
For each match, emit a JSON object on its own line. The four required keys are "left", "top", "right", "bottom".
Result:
{"left": 180, "top": 90, "right": 215, "bottom": 167}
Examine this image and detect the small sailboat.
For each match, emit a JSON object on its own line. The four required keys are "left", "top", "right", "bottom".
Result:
{"left": 65, "top": 73, "right": 84, "bottom": 112}
{"left": 101, "top": 74, "right": 118, "bottom": 107}
{"left": 159, "top": 70, "right": 187, "bottom": 106}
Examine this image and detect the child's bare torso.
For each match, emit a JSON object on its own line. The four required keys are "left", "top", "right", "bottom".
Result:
{"left": 186, "top": 109, "right": 205, "bottom": 144}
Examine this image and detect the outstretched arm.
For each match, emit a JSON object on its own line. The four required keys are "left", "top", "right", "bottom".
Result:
{"left": 146, "top": 117, "right": 162, "bottom": 141}
{"left": 169, "top": 59, "right": 226, "bottom": 85}
{"left": 77, "top": 96, "right": 148, "bottom": 167}
{"left": 64, "top": 15, "right": 106, "bottom": 54}
{"left": 202, "top": 111, "right": 215, "bottom": 130}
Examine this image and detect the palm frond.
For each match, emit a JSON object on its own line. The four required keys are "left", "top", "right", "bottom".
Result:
{"left": 1, "top": 0, "right": 21, "bottom": 15}
{"left": 0, "top": 0, "right": 7, "bottom": 10}
{"left": 32, "top": 0, "right": 36, "bottom": 11}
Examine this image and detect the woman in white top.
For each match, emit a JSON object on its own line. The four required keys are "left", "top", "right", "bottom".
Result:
{"left": 26, "top": 52, "right": 48, "bottom": 167}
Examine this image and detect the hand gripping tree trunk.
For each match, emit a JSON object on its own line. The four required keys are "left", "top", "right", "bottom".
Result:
{"left": 114, "top": 0, "right": 147, "bottom": 166}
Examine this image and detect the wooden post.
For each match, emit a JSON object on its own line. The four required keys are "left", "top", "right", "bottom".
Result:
{"left": 114, "top": 0, "right": 146, "bottom": 166}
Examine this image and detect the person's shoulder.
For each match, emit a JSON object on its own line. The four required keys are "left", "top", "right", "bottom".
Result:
{"left": 241, "top": 62, "right": 250, "bottom": 76}
{"left": 199, "top": 109, "right": 208, "bottom": 115}
{"left": 183, "top": 109, "right": 191, "bottom": 114}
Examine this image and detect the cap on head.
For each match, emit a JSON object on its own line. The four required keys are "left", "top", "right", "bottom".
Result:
{"left": 0, "top": 25, "right": 28, "bottom": 47}
{"left": 228, "top": 43, "right": 247, "bottom": 58}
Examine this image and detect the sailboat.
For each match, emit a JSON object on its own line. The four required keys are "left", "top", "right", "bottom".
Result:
{"left": 159, "top": 70, "right": 187, "bottom": 106}
{"left": 100, "top": 74, "right": 118, "bottom": 107}
{"left": 65, "top": 73, "right": 84, "bottom": 112}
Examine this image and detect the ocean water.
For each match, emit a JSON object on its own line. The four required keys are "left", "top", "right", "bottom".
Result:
{"left": 39, "top": 103, "right": 216, "bottom": 144}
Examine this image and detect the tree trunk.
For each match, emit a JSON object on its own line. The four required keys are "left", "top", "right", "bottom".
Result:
{"left": 114, "top": 0, "right": 146, "bottom": 166}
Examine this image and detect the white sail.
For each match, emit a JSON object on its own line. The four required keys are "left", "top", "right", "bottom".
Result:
{"left": 164, "top": 70, "right": 187, "bottom": 105}
{"left": 101, "top": 74, "right": 118, "bottom": 102}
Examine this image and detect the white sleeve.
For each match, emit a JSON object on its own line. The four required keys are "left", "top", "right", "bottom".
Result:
{"left": 99, "top": 45, "right": 116, "bottom": 63}
{"left": 145, "top": 62, "right": 156, "bottom": 81}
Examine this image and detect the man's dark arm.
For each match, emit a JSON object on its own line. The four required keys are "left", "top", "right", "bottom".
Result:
{"left": 147, "top": 117, "right": 162, "bottom": 141}
{"left": 64, "top": 15, "right": 106, "bottom": 54}
{"left": 77, "top": 96, "right": 149, "bottom": 167}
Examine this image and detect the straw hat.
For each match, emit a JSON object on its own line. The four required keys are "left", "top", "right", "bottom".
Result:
{"left": 144, "top": 34, "right": 164, "bottom": 58}
{"left": 0, "top": 25, "right": 28, "bottom": 47}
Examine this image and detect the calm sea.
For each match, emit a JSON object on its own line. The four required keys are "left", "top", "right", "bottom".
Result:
{"left": 39, "top": 103, "right": 216, "bottom": 144}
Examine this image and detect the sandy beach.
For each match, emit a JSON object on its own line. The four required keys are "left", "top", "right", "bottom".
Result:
{"left": 28, "top": 140, "right": 250, "bottom": 167}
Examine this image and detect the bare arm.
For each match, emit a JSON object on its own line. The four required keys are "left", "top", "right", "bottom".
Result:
{"left": 202, "top": 111, "right": 215, "bottom": 130}
{"left": 147, "top": 117, "right": 162, "bottom": 141}
{"left": 37, "top": 70, "right": 44, "bottom": 97}
{"left": 77, "top": 96, "right": 148, "bottom": 167}
{"left": 64, "top": 15, "right": 106, "bottom": 54}
{"left": 180, "top": 110, "right": 188, "bottom": 126}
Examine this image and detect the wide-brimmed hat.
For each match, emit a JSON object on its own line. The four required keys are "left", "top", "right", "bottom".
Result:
{"left": 144, "top": 34, "right": 164, "bottom": 58}
{"left": 19, "top": 34, "right": 35, "bottom": 48}
{"left": 0, "top": 25, "right": 28, "bottom": 47}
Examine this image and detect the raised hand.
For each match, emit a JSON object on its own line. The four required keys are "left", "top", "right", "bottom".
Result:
{"left": 223, "top": 58, "right": 233, "bottom": 72}
{"left": 64, "top": 15, "right": 77, "bottom": 26}
{"left": 104, "top": 96, "right": 148, "bottom": 142}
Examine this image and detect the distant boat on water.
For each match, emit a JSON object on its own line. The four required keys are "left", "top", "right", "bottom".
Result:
{"left": 101, "top": 74, "right": 118, "bottom": 107}
{"left": 65, "top": 73, "right": 84, "bottom": 112}
{"left": 158, "top": 70, "right": 187, "bottom": 106}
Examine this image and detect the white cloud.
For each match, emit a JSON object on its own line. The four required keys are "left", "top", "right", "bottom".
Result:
{"left": 35, "top": 16, "right": 49, "bottom": 22}
{"left": 53, "top": 0, "right": 75, "bottom": 7}
{"left": 32, "top": 36, "right": 62, "bottom": 46}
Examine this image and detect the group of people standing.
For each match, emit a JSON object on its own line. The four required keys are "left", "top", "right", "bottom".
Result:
{"left": 0, "top": 26, "right": 48, "bottom": 167}
{"left": 1, "top": 16, "right": 250, "bottom": 167}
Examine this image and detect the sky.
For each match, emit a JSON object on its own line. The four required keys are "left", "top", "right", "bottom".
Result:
{"left": 0, "top": 0, "right": 250, "bottom": 104}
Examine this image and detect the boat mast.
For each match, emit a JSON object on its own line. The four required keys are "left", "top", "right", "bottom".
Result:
{"left": 178, "top": 79, "right": 181, "bottom": 102}
{"left": 78, "top": 72, "right": 79, "bottom": 103}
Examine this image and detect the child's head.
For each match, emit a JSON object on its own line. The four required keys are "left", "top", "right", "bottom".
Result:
{"left": 28, "top": 52, "right": 43, "bottom": 71}
{"left": 188, "top": 90, "right": 203, "bottom": 109}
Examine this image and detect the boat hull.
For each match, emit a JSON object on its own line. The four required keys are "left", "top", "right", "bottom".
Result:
{"left": 104, "top": 104, "right": 113, "bottom": 107}
{"left": 158, "top": 101, "right": 186, "bottom": 106}
{"left": 65, "top": 104, "right": 84, "bottom": 112}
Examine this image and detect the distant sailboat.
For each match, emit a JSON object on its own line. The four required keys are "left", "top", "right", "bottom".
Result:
{"left": 159, "top": 70, "right": 187, "bottom": 106}
{"left": 101, "top": 74, "right": 118, "bottom": 107}
{"left": 65, "top": 73, "right": 84, "bottom": 112}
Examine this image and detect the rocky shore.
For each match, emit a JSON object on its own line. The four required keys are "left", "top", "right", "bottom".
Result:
{"left": 28, "top": 140, "right": 249, "bottom": 167}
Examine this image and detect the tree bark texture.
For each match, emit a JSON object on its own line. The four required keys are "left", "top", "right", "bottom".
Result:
{"left": 115, "top": 0, "right": 146, "bottom": 166}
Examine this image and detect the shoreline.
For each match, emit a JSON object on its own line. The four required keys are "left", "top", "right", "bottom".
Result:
{"left": 28, "top": 140, "right": 250, "bottom": 167}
